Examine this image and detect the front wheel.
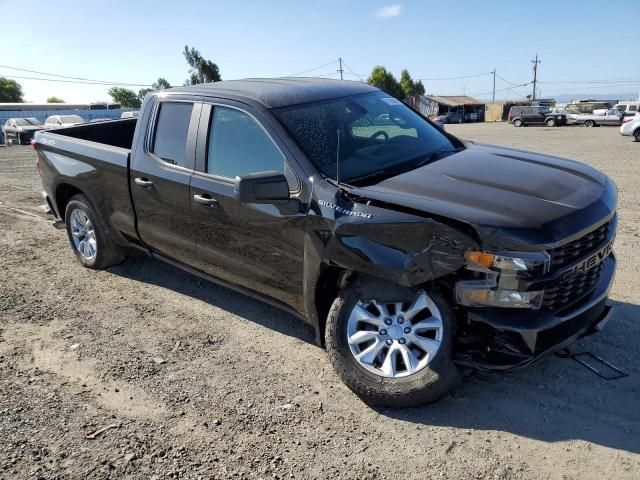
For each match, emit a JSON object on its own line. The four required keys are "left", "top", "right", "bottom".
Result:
{"left": 64, "top": 194, "right": 124, "bottom": 269}
{"left": 634, "top": 129, "right": 640, "bottom": 142}
{"left": 545, "top": 118, "right": 556, "bottom": 127}
{"left": 325, "top": 278, "right": 459, "bottom": 407}
{"left": 585, "top": 120, "right": 595, "bottom": 127}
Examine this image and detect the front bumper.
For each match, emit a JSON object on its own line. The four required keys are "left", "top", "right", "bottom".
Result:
{"left": 454, "top": 254, "right": 616, "bottom": 371}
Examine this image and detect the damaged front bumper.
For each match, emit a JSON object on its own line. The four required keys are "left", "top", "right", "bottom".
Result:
{"left": 454, "top": 254, "right": 616, "bottom": 371}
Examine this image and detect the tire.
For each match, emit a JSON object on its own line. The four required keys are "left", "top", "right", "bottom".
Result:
{"left": 585, "top": 120, "right": 595, "bottom": 127}
{"left": 513, "top": 119, "right": 523, "bottom": 127}
{"left": 545, "top": 118, "right": 556, "bottom": 127}
{"left": 634, "top": 129, "right": 640, "bottom": 142}
{"left": 325, "top": 277, "right": 460, "bottom": 407}
{"left": 64, "top": 194, "right": 124, "bottom": 269}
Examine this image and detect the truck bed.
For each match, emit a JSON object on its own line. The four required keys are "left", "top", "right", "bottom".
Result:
{"left": 44, "top": 118, "right": 137, "bottom": 149}
{"left": 34, "top": 118, "right": 139, "bottom": 248}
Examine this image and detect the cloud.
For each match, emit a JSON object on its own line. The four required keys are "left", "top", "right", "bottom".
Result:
{"left": 376, "top": 4, "right": 402, "bottom": 18}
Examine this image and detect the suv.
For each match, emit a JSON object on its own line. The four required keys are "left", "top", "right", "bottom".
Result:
{"left": 508, "top": 106, "right": 567, "bottom": 127}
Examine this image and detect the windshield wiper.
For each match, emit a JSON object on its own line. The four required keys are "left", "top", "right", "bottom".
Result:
{"left": 415, "top": 147, "right": 460, "bottom": 168}
{"left": 346, "top": 169, "right": 399, "bottom": 186}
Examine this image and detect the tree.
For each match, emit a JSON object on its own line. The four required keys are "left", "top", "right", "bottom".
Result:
{"left": 108, "top": 87, "right": 141, "bottom": 108}
{"left": 137, "top": 88, "right": 153, "bottom": 102}
{"left": 47, "top": 96, "right": 65, "bottom": 103}
{"left": 183, "top": 45, "right": 221, "bottom": 85}
{"left": 399, "top": 69, "right": 425, "bottom": 97}
{"left": 152, "top": 77, "right": 171, "bottom": 90}
{"left": 366, "top": 66, "right": 403, "bottom": 99}
{"left": 0, "top": 77, "right": 24, "bottom": 102}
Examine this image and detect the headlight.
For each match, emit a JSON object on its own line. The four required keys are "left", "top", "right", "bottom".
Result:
{"left": 456, "top": 251, "right": 549, "bottom": 309}
{"left": 465, "top": 250, "right": 550, "bottom": 275}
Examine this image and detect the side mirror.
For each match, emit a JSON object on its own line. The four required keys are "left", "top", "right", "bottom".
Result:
{"left": 234, "top": 171, "right": 290, "bottom": 205}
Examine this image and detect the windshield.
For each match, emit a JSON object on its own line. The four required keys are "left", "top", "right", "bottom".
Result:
{"left": 60, "top": 115, "right": 84, "bottom": 123}
{"left": 15, "top": 118, "right": 42, "bottom": 126}
{"left": 274, "top": 92, "right": 457, "bottom": 185}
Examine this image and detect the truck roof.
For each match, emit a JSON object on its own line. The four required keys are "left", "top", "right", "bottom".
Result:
{"left": 165, "top": 77, "right": 379, "bottom": 109}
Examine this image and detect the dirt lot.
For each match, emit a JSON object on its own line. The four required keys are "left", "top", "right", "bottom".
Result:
{"left": 1, "top": 123, "right": 639, "bottom": 480}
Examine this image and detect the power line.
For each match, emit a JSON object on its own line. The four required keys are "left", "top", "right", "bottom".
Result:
{"left": 1, "top": 74, "right": 153, "bottom": 86}
{"left": 539, "top": 79, "right": 640, "bottom": 85}
{"left": 341, "top": 60, "right": 365, "bottom": 80}
{"left": 287, "top": 59, "right": 338, "bottom": 77}
{"left": 0, "top": 64, "right": 152, "bottom": 87}
{"left": 417, "top": 72, "right": 492, "bottom": 81}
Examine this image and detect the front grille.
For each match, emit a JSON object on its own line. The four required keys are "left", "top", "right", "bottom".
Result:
{"left": 549, "top": 220, "right": 612, "bottom": 268}
{"left": 542, "top": 261, "right": 604, "bottom": 311}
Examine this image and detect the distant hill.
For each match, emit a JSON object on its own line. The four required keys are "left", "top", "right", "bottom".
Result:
{"left": 553, "top": 93, "right": 638, "bottom": 103}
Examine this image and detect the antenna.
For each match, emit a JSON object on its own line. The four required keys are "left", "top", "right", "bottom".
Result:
{"left": 336, "top": 128, "right": 341, "bottom": 185}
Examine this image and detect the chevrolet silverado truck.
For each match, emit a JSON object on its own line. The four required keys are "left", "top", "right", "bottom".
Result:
{"left": 34, "top": 78, "right": 617, "bottom": 407}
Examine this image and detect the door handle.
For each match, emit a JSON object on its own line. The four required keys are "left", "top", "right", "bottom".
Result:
{"left": 134, "top": 177, "right": 154, "bottom": 188}
{"left": 193, "top": 194, "right": 219, "bottom": 208}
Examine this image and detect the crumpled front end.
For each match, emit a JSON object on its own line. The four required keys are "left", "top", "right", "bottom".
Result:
{"left": 454, "top": 214, "right": 617, "bottom": 370}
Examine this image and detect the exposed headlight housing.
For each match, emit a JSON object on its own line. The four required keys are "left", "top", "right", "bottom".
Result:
{"left": 456, "top": 251, "right": 550, "bottom": 309}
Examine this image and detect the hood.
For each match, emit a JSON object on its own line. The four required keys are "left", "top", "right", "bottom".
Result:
{"left": 351, "top": 144, "right": 617, "bottom": 250}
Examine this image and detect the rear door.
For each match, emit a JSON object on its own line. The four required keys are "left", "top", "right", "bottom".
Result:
{"left": 130, "top": 97, "right": 203, "bottom": 266}
{"left": 189, "top": 100, "right": 307, "bottom": 311}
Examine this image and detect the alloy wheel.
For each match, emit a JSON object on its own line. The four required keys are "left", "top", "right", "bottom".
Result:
{"left": 346, "top": 290, "right": 444, "bottom": 378}
{"left": 69, "top": 208, "right": 97, "bottom": 261}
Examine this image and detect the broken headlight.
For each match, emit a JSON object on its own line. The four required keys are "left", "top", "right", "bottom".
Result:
{"left": 455, "top": 251, "right": 550, "bottom": 309}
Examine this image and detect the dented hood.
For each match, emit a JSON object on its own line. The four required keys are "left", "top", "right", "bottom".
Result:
{"left": 352, "top": 144, "right": 617, "bottom": 249}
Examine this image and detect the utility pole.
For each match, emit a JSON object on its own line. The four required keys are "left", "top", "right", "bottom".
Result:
{"left": 531, "top": 54, "right": 541, "bottom": 101}
{"left": 492, "top": 68, "right": 496, "bottom": 103}
{"left": 338, "top": 58, "right": 344, "bottom": 80}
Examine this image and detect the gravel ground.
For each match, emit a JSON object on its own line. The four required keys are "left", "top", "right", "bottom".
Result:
{"left": 1, "top": 123, "right": 639, "bottom": 480}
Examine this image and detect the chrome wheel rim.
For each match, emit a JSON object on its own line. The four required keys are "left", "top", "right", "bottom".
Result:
{"left": 346, "top": 290, "right": 443, "bottom": 378}
{"left": 69, "top": 208, "right": 97, "bottom": 261}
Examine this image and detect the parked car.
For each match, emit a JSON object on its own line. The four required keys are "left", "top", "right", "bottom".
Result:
{"left": 34, "top": 78, "right": 617, "bottom": 407}
{"left": 613, "top": 103, "right": 639, "bottom": 117}
{"left": 620, "top": 114, "right": 640, "bottom": 141}
{"left": 508, "top": 106, "right": 567, "bottom": 127}
{"left": 120, "top": 111, "right": 139, "bottom": 119}
{"left": 569, "top": 109, "right": 624, "bottom": 127}
{"left": 44, "top": 115, "right": 85, "bottom": 129}
{"left": 2, "top": 117, "right": 45, "bottom": 145}
{"left": 435, "top": 112, "right": 464, "bottom": 124}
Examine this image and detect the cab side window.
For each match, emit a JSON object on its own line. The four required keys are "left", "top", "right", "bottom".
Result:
{"left": 151, "top": 102, "right": 193, "bottom": 167}
{"left": 206, "top": 106, "right": 284, "bottom": 179}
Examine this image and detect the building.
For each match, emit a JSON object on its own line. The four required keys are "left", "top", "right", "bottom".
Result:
{"left": 405, "top": 95, "right": 485, "bottom": 122}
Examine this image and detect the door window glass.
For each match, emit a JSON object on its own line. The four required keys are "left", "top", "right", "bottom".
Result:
{"left": 207, "top": 106, "right": 284, "bottom": 178}
{"left": 151, "top": 102, "right": 193, "bottom": 167}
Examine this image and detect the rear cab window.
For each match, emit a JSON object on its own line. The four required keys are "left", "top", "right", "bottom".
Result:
{"left": 151, "top": 102, "right": 194, "bottom": 167}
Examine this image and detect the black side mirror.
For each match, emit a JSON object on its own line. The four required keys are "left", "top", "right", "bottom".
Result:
{"left": 234, "top": 171, "right": 290, "bottom": 205}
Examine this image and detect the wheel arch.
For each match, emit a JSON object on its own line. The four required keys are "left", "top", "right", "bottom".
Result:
{"left": 55, "top": 183, "right": 85, "bottom": 219}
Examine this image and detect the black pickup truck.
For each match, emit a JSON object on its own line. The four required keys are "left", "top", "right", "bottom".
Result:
{"left": 34, "top": 78, "right": 617, "bottom": 407}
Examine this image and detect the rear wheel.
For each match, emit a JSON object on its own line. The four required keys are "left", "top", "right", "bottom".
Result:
{"left": 585, "top": 120, "right": 595, "bottom": 127}
{"left": 325, "top": 278, "right": 459, "bottom": 407}
{"left": 545, "top": 118, "right": 556, "bottom": 127}
{"left": 634, "top": 129, "right": 640, "bottom": 142}
{"left": 513, "top": 119, "right": 523, "bottom": 127}
{"left": 64, "top": 194, "right": 124, "bottom": 269}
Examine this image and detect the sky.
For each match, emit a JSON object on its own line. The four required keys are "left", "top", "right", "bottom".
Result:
{"left": 1, "top": 0, "right": 639, "bottom": 104}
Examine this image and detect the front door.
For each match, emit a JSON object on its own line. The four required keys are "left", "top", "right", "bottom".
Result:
{"left": 130, "top": 98, "right": 202, "bottom": 266}
{"left": 189, "top": 102, "right": 306, "bottom": 311}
